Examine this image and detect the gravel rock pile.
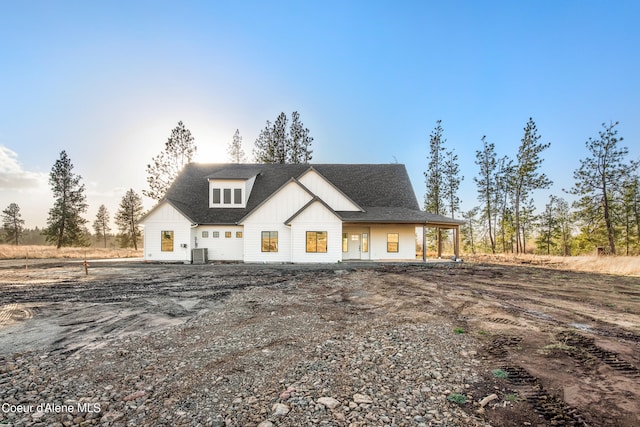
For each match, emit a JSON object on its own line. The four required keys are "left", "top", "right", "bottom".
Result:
{"left": 0, "top": 269, "right": 493, "bottom": 427}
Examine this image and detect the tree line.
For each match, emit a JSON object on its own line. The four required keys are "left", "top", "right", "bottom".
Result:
{"left": 424, "top": 119, "right": 639, "bottom": 256}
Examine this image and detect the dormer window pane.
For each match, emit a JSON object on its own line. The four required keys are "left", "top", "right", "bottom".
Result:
{"left": 223, "top": 189, "right": 231, "bottom": 204}
{"left": 234, "top": 188, "right": 242, "bottom": 204}
{"left": 212, "top": 188, "right": 221, "bottom": 204}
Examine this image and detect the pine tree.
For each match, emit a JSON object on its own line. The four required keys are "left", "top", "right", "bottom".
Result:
{"left": 569, "top": 121, "right": 638, "bottom": 255}
{"left": 443, "top": 149, "right": 462, "bottom": 218}
{"left": 253, "top": 112, "right": 313, "bottom": 164}
{"left": 115, "top": 189, "right": 144, "bottom": 250}
{"left": 2, "top": 203, "right": 25, "bottom": 245}
{"left": 424, "top": 120, "right": 446, "bottom": 216}
{"left": 44, "top": 151, "right": 89, "bottom": 248}
{"left": 227, "top": 129, "right": 247, "bottom": 163}
{"left": 511, "top": 118, "right": 552, "bottom": 253}
{"left": 289, "top": 111, "right": 313, "bottom": 163}
{"left": 424, "top": 120, "right": 447, "bottom": 257}
{"left": 93, "top": 204, "right": 111, "bottom": 248}
{"left": 144, "top": 121, "right": 197, "bottom": 200}
{"left": 474, "top": 136, "right": 497, "bottom": 253}
{"left": 536, "top": 196, "right": 561, "bottom": 255}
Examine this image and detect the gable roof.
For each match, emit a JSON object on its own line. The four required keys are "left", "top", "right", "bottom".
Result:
{"left": 151, "top": 163, "right": 462, "bottom": 226}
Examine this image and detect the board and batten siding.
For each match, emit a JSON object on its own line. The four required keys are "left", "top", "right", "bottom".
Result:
{"left": 242, "top": 181, "right": 314, "bottom": 263}
{"left": 369, "top": 224, "right": 417, "bottom": 260}
{"left": 290, "top": 201, "right": 342, "bottom": 263}
{"left": 194, "top": 226, "right": 244, "bottom": 261}
{"left": 298, "top": 169, "right": 361, "bottom": 211}
{"left": 142, "top": 202, "right": 192, "bottom": 262}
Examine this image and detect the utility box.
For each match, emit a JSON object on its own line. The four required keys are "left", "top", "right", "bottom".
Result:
{"left": 191, "top": 248, "right": 208, "bottom": 264}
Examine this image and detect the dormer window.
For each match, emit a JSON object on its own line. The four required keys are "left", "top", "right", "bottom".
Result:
{"left": 208, "top": 172, "right": 258, "bottom": 209}
{"left": 209, "top": 180, "right": 250, "bottom": 208}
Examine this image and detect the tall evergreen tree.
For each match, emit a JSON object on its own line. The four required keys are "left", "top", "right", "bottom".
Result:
{"left": 424, "top": 120, "right": 446, "bottom": 215}
{"left": 536, "top": 196, "right": 561, "bottom": 255}
{"left": 620, "top": 178, "right": 639, "bottom": 255}
{"left": 93, "top": 204, "right": 111, "bottom": 248}
{"left": 474, "top": 136, "right": 497, "bottom": 253}
{"left": 289, "top": 111, "right": 313, "bottom": 163}
{"left": 461, "top": 207, "right": 480, "bottom": 254}
{"left": 443, "top": 149, "right": 463, "bottom": 218}
{"left": 44, "top": 151, "right": 88, "bottom": 248}
{"left": 227, "top": 129, "right": 247, "bottom": 163}
{"left": 569, "top": 121, "right": 638, "bottom": 255}
{"left": 115, "top": 189, "right": 144, "bottom": 250}
{"left": 253, "top": 112, "right": 313, "bottom": 164}
{"left": 144, "top": 121, "right": 197, "bottom": 200}
{"left": 424, "top": 120, "right": 447, "bottom": 257}
{"left": 511, "top": 118, "right": 552, "bottom": 253}
{"left": 2, "top": 203, "right": 25, "bottom": 245}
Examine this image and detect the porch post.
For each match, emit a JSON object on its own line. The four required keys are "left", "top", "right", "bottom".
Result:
{"left": 454, "top": 225, "right": 460, "bottom": 259}
{"left": 422, "top": 225, "right": 426, "bottom": 262}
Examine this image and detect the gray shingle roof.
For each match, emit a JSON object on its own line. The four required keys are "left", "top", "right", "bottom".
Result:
{"left": 155, "top": 163, "right": 463, "bottom": 226}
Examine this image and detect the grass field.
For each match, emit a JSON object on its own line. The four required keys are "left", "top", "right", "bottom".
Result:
{"left": 466, "top": 253, "right": 640, "bottom": 276}
{"left": 0, "top": 245, "right": 143, "bottom": 260}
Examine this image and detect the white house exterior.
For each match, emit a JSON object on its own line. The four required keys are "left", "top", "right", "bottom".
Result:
{"left": 140, "top": 163, "right": 464, "bottom": 263}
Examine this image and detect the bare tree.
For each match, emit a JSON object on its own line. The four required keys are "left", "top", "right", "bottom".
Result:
{"left": 144, "top": 121, "right": 197, "bottom": 200}
{"left": 227, "top": 129, "right": 247, "bottom": 163}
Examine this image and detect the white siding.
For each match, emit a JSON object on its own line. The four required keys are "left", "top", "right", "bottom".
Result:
{"left": 298, "top": 169, "right": 361, "bottom": 211}
{"left": 369, "top": 224, "right": 418, "bottom": 261}
{"left": 290, "top": 201, "right": 342, "bottom": 263}
{"left": 141, "top": 202, "right": 192, "bottom": 262}
{"left": 194, "top": 226, "right": 244, "bottom": 261}
{"left": 242, "top": 181, "right": 313, "bottom": 263}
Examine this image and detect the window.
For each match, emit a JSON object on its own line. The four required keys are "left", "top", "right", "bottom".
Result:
{"left": 234, "top": 188, "right": 242, "bottom": 204}
{"left": 202, "top": 231, "right": 209, "bottom": 238}
{"left": 225, "top": 231, "right": 232, "bottom": 238}
{"left": 342, "top": 233, "right": 348, "bottom": 252}
{"left": 223, "top": 189, "right": 232, "bottom": 204}
{"left": 387, "top": 233, "right": 399, "bottom": 253}
{"left": 212, "top": 231, "right": 220, "bottom": 238}
{"left": 212, "top": 188, "right": 221, "bottom": 204}
{"left": 306, "top": 231, "right": 328, "bottom": 253}
{"left": 236, "top": 231, "right": 243, "bottom": 238}
{"left": 362, "top": 233, "right": 369, "bottom": 252}
{"left": 261, "top": 231, "right": 278, "bottom": 252}
{"left": 161, "top": 231, "right": 174, "bottom": 252}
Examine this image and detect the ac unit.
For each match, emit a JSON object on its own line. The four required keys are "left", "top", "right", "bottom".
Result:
{"left": 191, "top": 248, "right": 208, "bottom": 264}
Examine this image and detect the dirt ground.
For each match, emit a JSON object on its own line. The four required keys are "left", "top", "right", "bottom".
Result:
{"left": 0, "top": 260, "right": 639, "bottom": 426}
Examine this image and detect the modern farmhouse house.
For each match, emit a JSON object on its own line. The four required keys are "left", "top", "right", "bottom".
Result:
{"left": 140, "top": 163, "right": 464, "bottom": 263}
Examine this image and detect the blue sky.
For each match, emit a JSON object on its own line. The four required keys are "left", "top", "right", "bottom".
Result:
{"left": 1, "top": 0, "right": 639, "bottom": 229}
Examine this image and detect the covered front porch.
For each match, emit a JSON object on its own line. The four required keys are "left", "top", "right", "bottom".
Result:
{"left": 341, "top": 220, "right": 463, "bottom": 262}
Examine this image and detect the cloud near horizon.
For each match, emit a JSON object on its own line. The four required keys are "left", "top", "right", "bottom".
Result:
{"left": 0, "top": 145, "right": 48, "bottom": 189}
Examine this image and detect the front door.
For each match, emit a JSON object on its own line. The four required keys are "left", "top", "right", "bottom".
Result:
{"left": 342, "top": 228, "right": 370, "bottom": 260}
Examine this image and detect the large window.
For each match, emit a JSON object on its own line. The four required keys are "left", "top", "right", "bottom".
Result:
{"left": 306, "top": 231, "right": 328, "bottom": 253}
{"left": 161, "top": 231, "right": 174, "bottom": 252}
{"left": 387, "top": 233, "right": 399, "bottom": 253}
{"left": 261, "top": 231, "right": 278, "bottom": 252}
